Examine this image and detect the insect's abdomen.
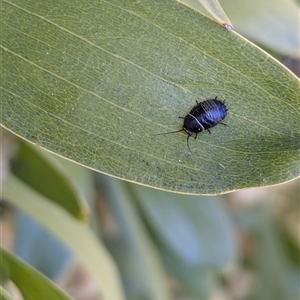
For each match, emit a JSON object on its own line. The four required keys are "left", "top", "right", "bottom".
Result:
{"left": 199, "top": 99, "right": 227, "bottom": 128}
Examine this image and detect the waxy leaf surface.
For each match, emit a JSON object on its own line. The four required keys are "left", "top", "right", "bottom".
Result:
{"left": 1, "top": 0, "right": 299, "bottom": 194}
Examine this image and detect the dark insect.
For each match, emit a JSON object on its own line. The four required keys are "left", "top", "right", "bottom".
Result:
{"left": 156, "top": 96, "right": 228, "bottom": 152}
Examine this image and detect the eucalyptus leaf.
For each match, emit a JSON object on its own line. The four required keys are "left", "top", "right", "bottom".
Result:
{"left": 0, "top": 287, "right": 15, "bottom": 300}
{"left": 2, "top": 175, "right": 125, "bottom": 300}
{"left": 185, "top": 0, "right": 233, "bottom": 28}
{"left": 182, "top": 0, "right": 299, "bottom": 57}
{"left": 219, "top": 0, "right": 300, "bottom": 58}
{"left": 97, "top": 175, "right": 170, "bottom": 300}
{"left": 0, "top": 247, "right": 72, "bottom": 300}
{"left": 252, "top": 208, "right": 298, "bottom": 300}
{"left": 132, "top": 185, "right": 236, "bottom": 297}
{"left": 11, "top": 140, "right": 88, "bottom": 221}
{"left": 134, "top": 187, "right": 236, "bottom": 268}
{"left": 1, "top": 0, "right": 299, "bottom": 194}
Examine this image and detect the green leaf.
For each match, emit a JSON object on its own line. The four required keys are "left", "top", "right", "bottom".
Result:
{"left": 219, "top": 0, "right": 300, "bottom": 58}
{"left": 0, "top": 247, "right": 72, "bottom": 300}
{"left": 0, "top": 287, "right": 15, "bottom": 300}
{"left": 2, "top": 175, "right": 126, "bottom": 300}
{"left": 183, "top": 0, "right": 299, "bottom": 57}
{"left": 132, "top": 185, "right": 236, "bottom": 297}
{"left": 11, "top": 139, "right": 88, "bottom": 221}
{"left": 97, "top": 175, "right": 170, "bottom": 300}
{"left": 1, "top": 0, "right": 299, "bottom": 194}
{"left": 135, "top": 187, "right": 236, "bottom": 268}
{"left": 180, "top": 0, "right": 233, "bottom": 29}
{"left": 252, "top": 207, "right": 298, "bottom": 300}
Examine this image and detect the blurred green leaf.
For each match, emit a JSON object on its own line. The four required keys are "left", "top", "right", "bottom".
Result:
{"left": 220, "top": 0, "right": 299, "bottom": 58}
{"left": 179, "top": 0, "right": 233, "bottom": 28}
{"left": 251, "top": 207, "right": 299, "bottom": 300}
{"left": 1, "top": 0, "right": 299, "bottom": 194}
{"left": 184, "top": 0, "right": 299, "bottom": 57}
{"left": 2, "top": 175, "right": 126, "bottom": 300}
{"left": 51, "top": 154, "right": 94, "bottom": 207}
{"left": 0, "top": 247, "right": 72, "bottom": 300}
{"left": 0, "top": 287, "right": 14, "bottom": 300}
{"left": 132, "top": 185, "right": 236, "bottom": 297}
{"left": 11, "top": 140, "right": 88, "bottom": 221}
{"left": 279, "top": 227, "right": 300, "bottom": 268}
{"left": 135, "top": 188, "right": 236, "bottom": 267}
{"left": 96, "top": 174, "right": 170, "bottom": 300}
{"left": 14, "top": 211, "right": 73, "bottom": 280}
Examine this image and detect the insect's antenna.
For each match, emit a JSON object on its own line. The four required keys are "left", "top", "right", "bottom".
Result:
{"left": 153, "top": 129, "right": 184, "bottom": 136}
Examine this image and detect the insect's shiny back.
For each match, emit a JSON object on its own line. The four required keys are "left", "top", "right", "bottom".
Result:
{"left": 155, "top": 96, "right": 228, "bottom": 153}
{"left": 184, "top": 97, "right": 227, "bottom": 133}
{"left": 199, "top": 99, "right": 227, "bottom": 124}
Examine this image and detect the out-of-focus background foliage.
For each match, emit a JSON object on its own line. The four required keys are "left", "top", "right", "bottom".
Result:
{"left": 2, "top": 130, "right": 299, "bottom": 300}
{"left": 1, "top": 0, "right": 299, "bottom": 299}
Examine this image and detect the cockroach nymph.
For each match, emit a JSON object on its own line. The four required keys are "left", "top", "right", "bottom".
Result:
{"left": 156, "top": 96, "right": 228, "bottom": 152}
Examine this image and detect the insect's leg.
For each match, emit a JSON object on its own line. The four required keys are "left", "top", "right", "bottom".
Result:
{"left": 220, "top": 123, "right": 227, "bottom": 126}
{"left": 186, "top": 135, "right": 192, "bottom": 153}
{"left": 207, "top": 129, "right": 211, "bottom": 134}
{"left": 178, "top": 116, "right": 184, "bottom": 119}
{"left": 214, "top": 96, "right": 218, "bottom": 100}
{"left": 194, "top": 133, "right": 198, "bottom": 140}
